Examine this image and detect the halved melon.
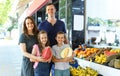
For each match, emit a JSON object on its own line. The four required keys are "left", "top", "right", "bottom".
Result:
{"left": 42, "top": 46, "right": 52, "bottom": 60}
{"left": 104, "top": 51, "right": 117, "bottom": 57}
{"left": 61, "top": 47, "right": 73, "bottom": 58}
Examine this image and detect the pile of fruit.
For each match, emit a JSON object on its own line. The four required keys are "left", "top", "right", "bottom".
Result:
{"left": 74, "top": 45, "right": 99, "bottom": 58}
{"left": 107, "top": 53, "right": 120, "bottom": 69}
{"left": 95, "top": 54, "right": 107, "bottom": 64}
{"left": 110, "top": 48, "right": 120, "bottom": 53}
{"left": 74, "top": 45, "right": 120, "bottom": 69}
{"left": 70, "top": 65, "right": 98, "bottom": 76}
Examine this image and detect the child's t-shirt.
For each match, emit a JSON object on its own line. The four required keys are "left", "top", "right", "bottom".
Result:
{"left": 52, "top": 44, "right": 70, "bottom": 70}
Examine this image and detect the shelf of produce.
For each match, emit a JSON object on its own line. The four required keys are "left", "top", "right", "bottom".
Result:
{"left": 74, "top": 57, "right": 120, "bottom": 76}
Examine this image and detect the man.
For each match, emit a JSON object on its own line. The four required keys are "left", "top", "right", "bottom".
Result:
{"left": 38, "top": 3, "right": 68, "bottom": 76}
{"left": 38, "top": 3, "right": 68, "bottom": 47}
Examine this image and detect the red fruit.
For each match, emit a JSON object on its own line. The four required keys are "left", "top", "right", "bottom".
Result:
{"left": 42, "top": 46, "right": 52, "bottom": 60}
{"left": 104, "top": 51, "right": 117, "bottom": 56}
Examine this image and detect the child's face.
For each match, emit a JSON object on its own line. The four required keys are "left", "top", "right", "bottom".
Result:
{"left": 39, "top": 33, "right": 48, "bottom": 45}
{"left": 56, "top": 34, "right": 65, "bottom": 44}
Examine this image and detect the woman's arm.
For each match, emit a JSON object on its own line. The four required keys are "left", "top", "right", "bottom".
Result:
{"left": 30, "top": 45, "right": 38, "bottom": 62}
{"left": 20, "top": 43, "right": 38, "bottom": 61}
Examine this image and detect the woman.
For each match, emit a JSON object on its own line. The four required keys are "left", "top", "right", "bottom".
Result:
{"left": 19, "top": 16, "right": 39, "bottom": 76}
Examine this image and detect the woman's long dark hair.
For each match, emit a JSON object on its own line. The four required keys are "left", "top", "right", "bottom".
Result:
{"left": 23, "top": 16, "right": 38, "bottom": 37}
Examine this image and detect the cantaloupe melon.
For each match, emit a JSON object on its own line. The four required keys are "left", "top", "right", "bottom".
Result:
{"left": 114, "top": 59, "right": 120, "bottom": 69}
{"left": 61, "top": 47, "right": 73, "bottom": 58}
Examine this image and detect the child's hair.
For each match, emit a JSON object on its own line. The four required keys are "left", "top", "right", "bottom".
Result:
{"left": 38, "top": 30, "right": 50, "bottom": 53}
{"left": 56, "top": 31, "right": 65, "bottom": 36}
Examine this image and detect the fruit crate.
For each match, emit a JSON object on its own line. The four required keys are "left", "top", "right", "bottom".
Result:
{"left": 74, "top": 57, "right": 120, "bottom": 76}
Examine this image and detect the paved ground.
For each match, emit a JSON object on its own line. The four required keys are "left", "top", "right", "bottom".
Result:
{"left": 0, "top": 39, "right": 22, "bottom": 76}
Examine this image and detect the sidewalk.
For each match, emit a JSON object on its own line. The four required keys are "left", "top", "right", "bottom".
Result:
{"left": 0, "top": 39, "right": 22, "bottom": 76}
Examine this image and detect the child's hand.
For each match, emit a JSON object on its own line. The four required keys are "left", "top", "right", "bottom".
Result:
{"left": 47, "top": 59, "right": 51, "bottom": 63}
{"left": 72, "top": 52, "right": 76, "bottom": 57}
{"left": 70, "top": 52, "right": 75, "bottom": 59}
{"left": 36, "top": 57, "right": 47, "bottom": 62}
{"left": 68, "top": 59, "right": 74, "bottom": 63}
{"left": 62, "top": 52, "right": 75, "bottom": 62}
{"left": 46, "top": 57, "right": 52, "bottom": 63}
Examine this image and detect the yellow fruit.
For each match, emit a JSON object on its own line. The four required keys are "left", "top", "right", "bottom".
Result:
{"left": 61, "top": 47, "right": 72, "bottom": 58}
{"left": 86, "top": 74, "right": 91, "bottom": 76}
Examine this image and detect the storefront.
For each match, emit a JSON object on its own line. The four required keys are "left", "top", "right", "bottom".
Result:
{"left": 18, "top": 0, "right": 85, "bottom": 49}
{"left": 18, "top": 0, "right": 120, "bottom": 75}
{"left": 30, "top": 0, "right": 85, "bottom": 49}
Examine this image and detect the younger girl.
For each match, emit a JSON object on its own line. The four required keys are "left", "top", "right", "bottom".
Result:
{"left": 30, "top": 30, "right": 52, "bottom": 76}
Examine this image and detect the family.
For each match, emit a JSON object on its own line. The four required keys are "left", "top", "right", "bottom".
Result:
{"left": 19, "top": 3, "right": 75, "bottom": 76}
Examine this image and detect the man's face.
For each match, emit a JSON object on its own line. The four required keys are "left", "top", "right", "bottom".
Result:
{"left": 46, "top": 5, "right": 56, "bottom": 17}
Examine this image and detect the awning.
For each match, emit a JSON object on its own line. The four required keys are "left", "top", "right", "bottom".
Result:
{"left": 18, "top": 0, "right": 49, "bottom": 24}
{"left": 26, "top": 0, "right": 49, "bottom": 16}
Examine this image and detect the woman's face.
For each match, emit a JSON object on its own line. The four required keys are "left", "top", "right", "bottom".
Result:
{"left": 25, "top": 19, "right": 34, "bottom": 31}
{"left": 46, "top": 5, "right": 56, "bottom": 17}
{"left": 56, "top": 34, "right": 65, "bottom": 45}
{"left": 39, "top": 33, "right": 48, "bottom": 45}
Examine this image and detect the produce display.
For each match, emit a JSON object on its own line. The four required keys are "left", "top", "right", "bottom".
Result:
{"left": 74, "top": 45, "right": 120, "bottom": 69}
{"left": 74, "top": 47, "right": 99, "bottom": 58}
{"left": 70, "top": 65, "right": 99, "bottom": 76}
{"left": 107, "top": 54, "right": 120, "bottom": 69}
{"left": 95, "top": 54, "right": 106, "bottom": 64}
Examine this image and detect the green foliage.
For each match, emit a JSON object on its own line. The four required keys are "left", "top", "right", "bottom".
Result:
{"left": 0, "top": 0, "right": 12, "bottom": 26}
{"left": 7, "top": 25, "right": 14, "bottom": 32}
{"left": 59, "top": 0, "right": 66, "bottom": 7}
{"left": 59, "top": 0, "right": 66, "bottom": 19}
{"left": 107, "top": 20, "right": 113, "bottom": 26}
{"left": 7, "top": 16, "right": 18, "bottom": 32}
{"left": 87, "top": 17, "right": 107, "bottom": 26}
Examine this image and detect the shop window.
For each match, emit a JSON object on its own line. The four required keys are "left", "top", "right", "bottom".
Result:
{"left": 86, "top": 0, "right": 120, "bottom": 47}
